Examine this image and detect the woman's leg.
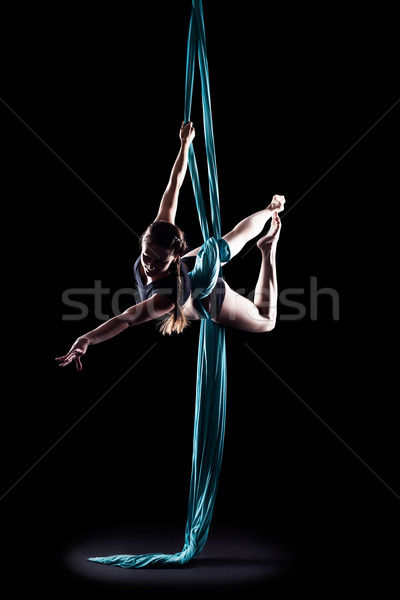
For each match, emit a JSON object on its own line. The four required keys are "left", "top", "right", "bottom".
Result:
{"left": 214, "top": 213, "right": 281, "bottom": 333}
{"left": 222, "top": 195, "right": 285, "bottom": 261}
{"left": 222, "top": 207, "right": 272, "bottom": 261}
{"left": 182, "top": 195, "right": 285, "bottom": 262}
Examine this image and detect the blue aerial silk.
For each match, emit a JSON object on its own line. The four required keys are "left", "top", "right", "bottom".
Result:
{"left": 88, "top": 0, "right": 229, "bottom": 567}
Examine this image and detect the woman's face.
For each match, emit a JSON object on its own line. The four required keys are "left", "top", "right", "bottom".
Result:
{"left": 141, "top": 240, "right": 177, "bottom": 277}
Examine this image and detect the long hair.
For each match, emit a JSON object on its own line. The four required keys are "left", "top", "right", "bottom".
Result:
{"left": 140, "top": 220, "right": 190, "bottom": 335}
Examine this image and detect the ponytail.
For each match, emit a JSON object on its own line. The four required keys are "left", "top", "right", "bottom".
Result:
{"left": 157, "top": 259, "right": 190, "bottom": 335}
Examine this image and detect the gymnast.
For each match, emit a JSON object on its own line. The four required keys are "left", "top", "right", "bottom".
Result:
{"left": 56, "top": 121, "right": 285, "bottom": 371}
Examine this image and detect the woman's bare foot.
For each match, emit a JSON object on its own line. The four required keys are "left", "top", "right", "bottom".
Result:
{"left": 267, "top": 194, "right": 286, "bottom": 214}
{"left": 257, "top": 212, "right": 281, "bottom": 251}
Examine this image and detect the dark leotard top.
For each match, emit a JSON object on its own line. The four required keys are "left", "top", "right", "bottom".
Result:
{"left": 133, "top": 255, "right": 226, "bottom": 316}
{"left": 133, "top": 256, "right": 193, "bottom": 306}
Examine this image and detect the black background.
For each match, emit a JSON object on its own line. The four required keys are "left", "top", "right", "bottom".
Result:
{"left": 1, "top": 1, "right": 399, "bottom": 595}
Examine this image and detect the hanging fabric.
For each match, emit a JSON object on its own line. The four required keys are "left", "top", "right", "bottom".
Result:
{"left": 88, "top": 0, "right": 229, "bottom": 567}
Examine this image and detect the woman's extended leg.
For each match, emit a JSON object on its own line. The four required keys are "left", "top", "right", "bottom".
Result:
{"left": 214, "top": 213, "right": 281, "bottom": 333}
{"left": 222, "top": 195, "right": 285, "bottom": 261}
{"left": 182, "top": 195, "right": 285, "bottom": 261}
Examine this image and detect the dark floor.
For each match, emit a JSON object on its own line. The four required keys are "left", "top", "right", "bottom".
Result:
{"left": 2, "top": 503, "right": 398, "bottom": 597}
{"left": 62, "top": 525, "right": 293, "bottom": 593}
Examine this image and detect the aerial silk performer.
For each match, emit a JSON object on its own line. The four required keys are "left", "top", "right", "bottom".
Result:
{"left": 57, "top": 0, "right": 285, "bottom": 568}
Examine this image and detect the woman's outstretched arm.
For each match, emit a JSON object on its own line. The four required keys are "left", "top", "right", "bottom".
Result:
{"left": 155, "top": 121, "right": 195, "bottom": 224}
{"left": 56, "top": 294, "right": 174, "bottom": 371}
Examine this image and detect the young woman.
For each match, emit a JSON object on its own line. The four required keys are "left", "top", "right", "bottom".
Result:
{"left": 56, "top": 122, "right": 285, "bottom": 371}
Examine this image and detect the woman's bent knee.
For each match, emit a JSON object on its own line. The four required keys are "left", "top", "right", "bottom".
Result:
{"left": 245, "top": 315, "right": 275, "bottom": 333}
{"left": 261, "top": 319, "right": 276, "bottom": 333}
{"left": 214, "top": 284, "right": 276, "bottom": 333}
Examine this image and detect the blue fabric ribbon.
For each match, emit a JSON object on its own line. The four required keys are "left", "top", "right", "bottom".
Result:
{"left": 189, "top": 237, "right": 231, "bottom": 319}
{"left": 88, "top": 0, "right": 228, "bottom": 567}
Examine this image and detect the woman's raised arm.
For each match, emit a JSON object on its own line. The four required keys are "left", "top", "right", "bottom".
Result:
{"left": 155, "top": 122, "right": 195, "bottom": 224}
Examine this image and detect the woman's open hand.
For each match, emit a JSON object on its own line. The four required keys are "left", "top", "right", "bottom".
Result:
{"left": 55, "top": 336, "right": 89, "bottom": 371}
{"left": 180, "top": 121, "right": 195, "bottom": 145}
